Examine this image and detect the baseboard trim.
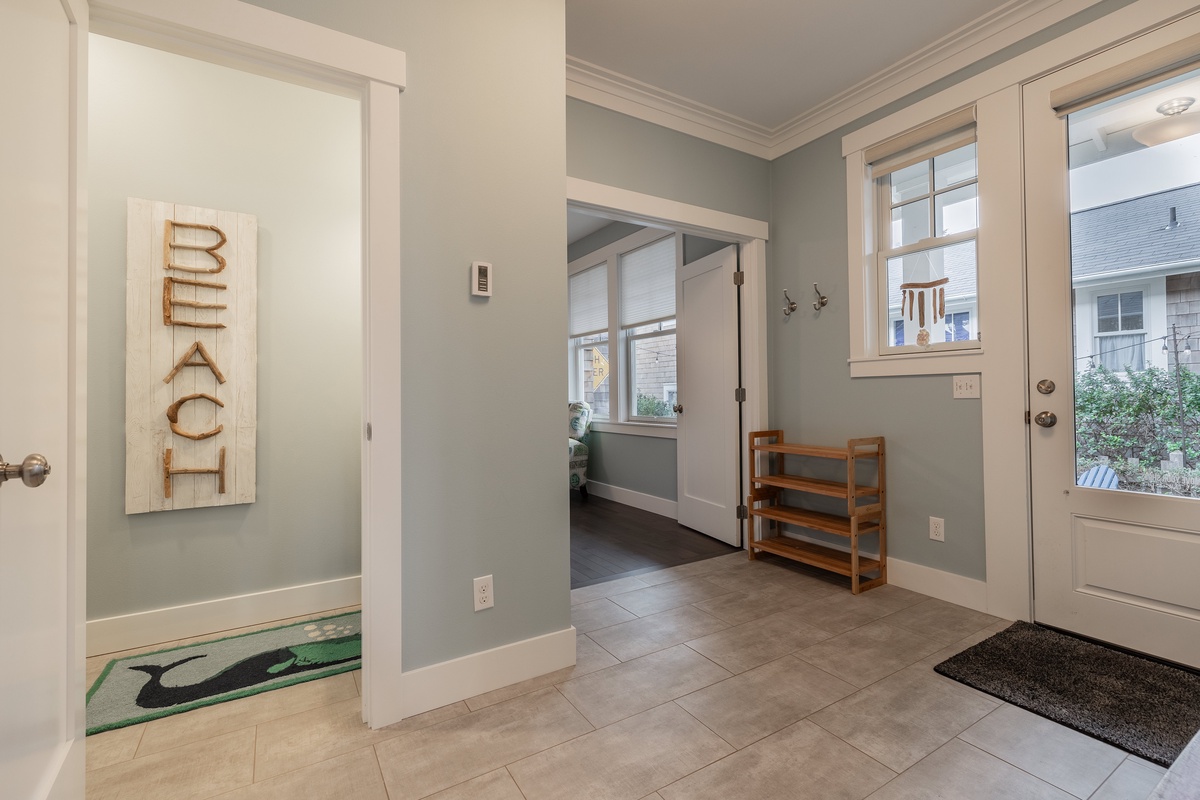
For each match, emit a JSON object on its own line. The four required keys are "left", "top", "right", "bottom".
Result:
{"left": 393, "top": 626, "right": 576, "bottom": 720}
{"left": 888, "top": 557, "right": 989, "bottom": 613}
{"left": 773, "top": 532, "right": 988, "bottom": 613}
{"left": 86, "top": 575, "right": 362, "bottom": 656}
{"left": 587, "top": 481, "right": 678, "bottom": 519}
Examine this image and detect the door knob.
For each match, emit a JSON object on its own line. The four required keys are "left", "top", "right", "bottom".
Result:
{"left": 0, "top": 453, "right": 51, "bottom": 488}
{"left": 1033, "top": 411, "right": 1057, "bottom": 428}
{"left": 672, "top": 404, "right": 683, "bottom": 414}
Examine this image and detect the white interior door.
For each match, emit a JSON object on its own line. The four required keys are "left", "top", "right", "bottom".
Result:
{"left": 1024, "top": 21, "right": 1200, "bottom": 667}
{"left": 676, "top": 245, "right": 740, "bottom": 545}
{"left": 0, "top": 0, "right": 86, "bottom": 796}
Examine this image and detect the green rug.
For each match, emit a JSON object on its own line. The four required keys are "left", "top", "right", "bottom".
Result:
{"left": 86, "top": 611, "right": 361, "bottom": 735}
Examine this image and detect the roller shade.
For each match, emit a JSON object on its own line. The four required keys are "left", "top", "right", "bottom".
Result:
{"left": 1052, "top": 33, "right": 1200, "bottom": 118}
{"left": 866, "top": 106, "right": 977, "bottom": 179}
{"left": 620, "top": 235, "right": 675, "bottom": 328}
{"left": 568, "top": 263, "right": 608, "bottom": 338}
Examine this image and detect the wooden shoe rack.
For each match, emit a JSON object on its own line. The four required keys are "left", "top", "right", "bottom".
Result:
{"left": 746, "top": 430, "right": 886, "bottom": 594}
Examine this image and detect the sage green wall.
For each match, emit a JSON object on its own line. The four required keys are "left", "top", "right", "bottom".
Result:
{"left": 764, "top": 0, "right": 1144, "bottom": 581}
{"left": 244, "top": 0, "right": 569, "bottom": 670}
{"left": 568, "top": 98, "right": 771, "bottom": 221}
{"left": 769, "top": 134, "right": 986, "bottom": 578}
{"left": 87, "top": 35, "right": 363, "bottom": 620}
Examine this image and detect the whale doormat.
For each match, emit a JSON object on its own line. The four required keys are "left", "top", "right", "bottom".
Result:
{"left": 86, "top": 611, "right": 361, "bottom": 735}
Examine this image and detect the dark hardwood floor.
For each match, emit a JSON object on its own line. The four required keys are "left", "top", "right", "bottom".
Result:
{"left": 570, "top": 492, "right": 741, "bottom": 589}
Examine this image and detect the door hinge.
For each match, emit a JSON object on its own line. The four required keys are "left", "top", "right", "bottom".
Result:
{"left": 1024, "top": 411, "right": 1030, "bottom": 425}
{"left": 736, "top": 505, "right": 748, "bottom": 520}
{"left": 734, "top": 387, "right": 747, "bottom": 402}
{"left": 366, "top": 422, "right": 373, "bottom": 441}
{"left": 733, "top": 271, "right": 745, "bottom": 286}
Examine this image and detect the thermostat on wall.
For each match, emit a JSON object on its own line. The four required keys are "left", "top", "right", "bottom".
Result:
{"left": 471, "top": 261, "right": 493, "bottom": 297}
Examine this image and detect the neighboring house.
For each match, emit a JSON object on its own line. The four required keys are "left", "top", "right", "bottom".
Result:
{"left": 1071, "top": 182, "right": 1200, "bottom": 374}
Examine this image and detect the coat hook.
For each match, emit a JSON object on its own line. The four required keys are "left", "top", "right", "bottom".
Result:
{"left": 783, "top": 289, "right": 798, "bottom": 317}
{"left": 812, "top": 283, "right": 828, "bottom": 311}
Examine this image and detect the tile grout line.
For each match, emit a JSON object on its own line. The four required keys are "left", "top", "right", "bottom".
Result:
{"left": 954, "top": 736, "right": 1084, "bottom": 797}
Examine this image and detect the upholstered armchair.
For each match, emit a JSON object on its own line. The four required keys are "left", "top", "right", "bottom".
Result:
{"left": 569, "top": 400, "right": 593, "bottom": 500}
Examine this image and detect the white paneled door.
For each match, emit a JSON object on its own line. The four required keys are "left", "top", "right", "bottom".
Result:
{"left": 1023, "top": 17, "right": 1200, "bottom": 668}
{"left": 676, "top": 245, "right": 740, "bottom": 546}
{"left": 0, "top": 0, "right": 86, "bottom": 796}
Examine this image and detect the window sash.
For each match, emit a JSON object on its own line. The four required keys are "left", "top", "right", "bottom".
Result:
{"left": 1096, "top": 333, "right": 1146, "bottom": 372}
{"left": 619, "top": 235, "right": 675, "bottom": 328}
{"left": 627, "top": 327, "right": 677, "bottom": 422}
{"left": 568, "top": 263, "right": 608, "bottom": 338}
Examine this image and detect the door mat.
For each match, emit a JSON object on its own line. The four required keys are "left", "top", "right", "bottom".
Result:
{"left": 934, "top": 621, "right": 1200, "bottom": 767}
{"left": 86, "top": 611, "right": 360, "bottom": 735}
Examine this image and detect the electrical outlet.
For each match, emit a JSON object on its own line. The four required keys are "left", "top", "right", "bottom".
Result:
{"left": 930, "top": 517, "right": 945, "bottom": 542}
{"left": 474, "top": 575, "right": 494, "bottom": 611}
{"left": 952, "top": 374, "right": 981, "bottom": 399}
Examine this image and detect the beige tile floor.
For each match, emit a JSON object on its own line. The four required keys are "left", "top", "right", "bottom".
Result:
{"left": 85, "top": 553, "right": 1168, "bottom": 799}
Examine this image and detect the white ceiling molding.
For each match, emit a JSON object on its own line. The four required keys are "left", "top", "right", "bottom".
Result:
{"left": 567, "top": 58, "right": 775, "bottom": 159}
{"left": 567, "top": 0, "right": 1102, "bottom": 161}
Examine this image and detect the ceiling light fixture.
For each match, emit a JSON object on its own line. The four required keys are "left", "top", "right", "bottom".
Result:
{"left": 1132, "top": 97, "right": 1200, "bottom": 146}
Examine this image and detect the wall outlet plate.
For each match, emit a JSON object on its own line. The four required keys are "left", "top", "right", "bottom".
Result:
{"left": 930, "top": 516, "right": 945, "bottom": 542}
{"left": 474, "top": 574, "right": 494, "bottom": 611}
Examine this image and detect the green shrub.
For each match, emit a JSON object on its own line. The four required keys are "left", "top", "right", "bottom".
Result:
{"left": 1075, "top": 364, "right": 1200, "bottom": 492}
{"left": 636, "top": 392, "right": 672, "bottom": 417}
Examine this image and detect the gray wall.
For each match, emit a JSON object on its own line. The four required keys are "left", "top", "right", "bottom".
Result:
{"left": 88, "top": 35, "right": 363, "bottom": 619}
{"left": 769, "top": 134, "right": 986, "bottom": 578}
{"left": 762, "top": 0, "right": 1143, "bottom": 581}
{"left": 568, "top": 98, "right": 771, "bottom": 221}
{"left": 244, "top": 0, "right": 570, "bottom": 671}
{"left": 568, "top": 220, "right": 643, "bottom": 264}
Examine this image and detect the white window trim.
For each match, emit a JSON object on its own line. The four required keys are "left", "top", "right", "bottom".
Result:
{"left": 1075, "top": 277, "right": 1168, "bottom": 371}
{"left": 847, "top": 112, "right": 986, "bottom": 375}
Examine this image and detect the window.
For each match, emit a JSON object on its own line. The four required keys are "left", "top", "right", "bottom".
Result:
{"left": 620, "top": 236, "right": 677, "bottom": 421}
{"left": 844, "top": 105, "right": 990, "bottom": 376}
{"left": 1095, "top": 290, "right": 1145, "bottom": 371}
{"left": 892, "top": 310, "right": 972, "bottom": 346}
{"left": 568, "top": 263, "right": 610, "bottom": 418}
{"left": 878, "top": 138, "right": 979, "bottom": 353}
{"left": 567, "top": 228, "right": 679, "bottom": 428}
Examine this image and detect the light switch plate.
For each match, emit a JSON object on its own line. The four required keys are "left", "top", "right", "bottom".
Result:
{"left": 952, "top": 374, "right": 980, "bottom": 399}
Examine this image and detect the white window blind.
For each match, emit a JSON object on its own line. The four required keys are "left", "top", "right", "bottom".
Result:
{"left": 867, "top": 106, "right": 977, "bottom": 180}
{"left": 619, "top": 235, "right": 675, "bottom": 328}
{"left": 568, "top": 263, "right": 608, "bottom": 337}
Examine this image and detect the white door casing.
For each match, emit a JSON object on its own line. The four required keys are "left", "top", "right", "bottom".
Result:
{"left": 676, "top": 244, "right": 740, "bottom": 545}
{"left": 88, "top": 0, "right": 407, "bottom": 728}
{"left": 0, "top": 0, "right": 87, "bottom": 797}
{"left": 1023, "top": 18, "right": 1200, "bottom": 667}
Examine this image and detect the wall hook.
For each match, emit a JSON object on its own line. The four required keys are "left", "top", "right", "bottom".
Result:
{"left": 783, "top": 289, "right": 798, "bottom": 317}
{"left": 812, "top": 283, "right": 828, "bottom": 311}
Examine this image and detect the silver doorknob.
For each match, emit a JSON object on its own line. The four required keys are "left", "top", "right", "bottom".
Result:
{"left": 1033, "top": 411, "right": 1057, "bottom": 428}
{"left": 0, "top": 453, "right": 51, "bottom": 488}
{"left": 672, "top": 404, "right": 683, "bottom": 414}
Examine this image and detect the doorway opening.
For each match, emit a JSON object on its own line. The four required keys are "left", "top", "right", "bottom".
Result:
{"left": 565, "top": 190, "right": 768, "bottom": 588}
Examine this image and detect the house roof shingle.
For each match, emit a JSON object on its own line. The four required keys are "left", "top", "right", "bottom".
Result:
{"left": 1071, "top": 183, "right": 1200, "bottom": 277}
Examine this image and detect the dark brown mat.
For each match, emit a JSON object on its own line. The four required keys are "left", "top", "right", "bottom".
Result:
{"left": 934, "top": 621, "right": 1200, "bottom": 767}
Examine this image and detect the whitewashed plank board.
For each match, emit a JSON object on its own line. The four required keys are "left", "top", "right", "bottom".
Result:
{"left": 125, "top": 198, "right": 257, "bottom": 513}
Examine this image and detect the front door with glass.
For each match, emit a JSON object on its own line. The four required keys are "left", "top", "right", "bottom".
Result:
{"left": 1024, "top": 26, "right": 1200, "bottom": 668}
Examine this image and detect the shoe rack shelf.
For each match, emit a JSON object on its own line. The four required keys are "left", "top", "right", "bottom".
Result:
{"left": 746, "top": 430, "right": 886, "bottom": 594}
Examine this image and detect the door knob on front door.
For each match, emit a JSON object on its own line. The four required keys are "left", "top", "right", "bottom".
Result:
{"left": 672, "top": 404, "right": 683, "bottom": 414}
{"left": 0, "top": 453, "right": 51, "bottom": 488}
{"left": 1034, "top": 411, "right": 1057, "bottom": 428}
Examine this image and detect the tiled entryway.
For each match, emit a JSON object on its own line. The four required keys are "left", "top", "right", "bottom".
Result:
{"left": 85, "top": 553, "right": 1167, "bottom": 799}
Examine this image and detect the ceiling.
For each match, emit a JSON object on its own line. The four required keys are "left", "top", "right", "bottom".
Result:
{"left": 565, "top": 0, "right": 1103, "bottom": 159}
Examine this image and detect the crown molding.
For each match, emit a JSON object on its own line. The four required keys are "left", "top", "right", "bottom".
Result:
{"left": 566, "top": 0, "right": 1103, "bottom": 161}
